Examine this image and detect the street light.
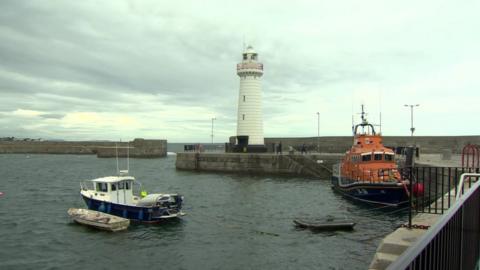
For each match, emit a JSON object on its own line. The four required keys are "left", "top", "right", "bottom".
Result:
{"left": 404, "top": 104, "right": 419, "bottom": 136}
{"left": 211, "top": 117, "right": 216, "bottom": 144}
{"left": 316, "top": 112, "right": 320, "bottom": 152}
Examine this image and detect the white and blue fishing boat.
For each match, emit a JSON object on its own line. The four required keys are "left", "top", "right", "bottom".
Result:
{"left": 80, "top": 170, "right": 184, "bottom": 223}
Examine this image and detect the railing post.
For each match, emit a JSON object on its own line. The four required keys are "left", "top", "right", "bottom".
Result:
{"left": 409, "top": 166, "right": 413, "bottom": 228}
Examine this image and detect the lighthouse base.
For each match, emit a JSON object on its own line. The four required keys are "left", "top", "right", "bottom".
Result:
{"left": 225, "top": 136, "right": 267, "bottom": 153}
{"left": 232, "top": 144, "right": 267, "bottom": 153}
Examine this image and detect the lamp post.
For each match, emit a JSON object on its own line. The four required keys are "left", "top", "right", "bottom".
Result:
{"left": 404, "top": 104, "right": 419, "bottom": 136}
{"left": 211, "top": 117, "right": 216, "bottom": 144}
{"left": 316, "top": 112, "right": 320, "bottom": 152}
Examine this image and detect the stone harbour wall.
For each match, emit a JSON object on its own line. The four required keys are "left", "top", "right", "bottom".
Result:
{"left": 0, "top": 138, "right": 167, "bottom": 158}
{"left": 175, "top": 152, "right": 343, "bottom": 179}
{"left": 264, "top": 135, "right": 480, "bottom": 154}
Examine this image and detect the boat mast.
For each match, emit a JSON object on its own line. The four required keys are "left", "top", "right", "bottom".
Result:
{"left": 360, "top": 104, "right": 366, "bottom": 133}
{"left": 115, "top": 142, "right": 119, "bottom": 175}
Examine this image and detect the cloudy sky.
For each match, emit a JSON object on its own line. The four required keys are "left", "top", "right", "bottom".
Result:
{"left": 1, "top": 0, "right": 479, "bottom": 142}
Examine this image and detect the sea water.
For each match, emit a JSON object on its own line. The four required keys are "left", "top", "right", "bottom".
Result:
{"left": 0, "top": 154, "right": 407, "bottom": 270}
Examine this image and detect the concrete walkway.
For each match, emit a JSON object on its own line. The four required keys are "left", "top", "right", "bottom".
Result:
{"left": 368, "top": 181, "right": 468, "bottom": 269}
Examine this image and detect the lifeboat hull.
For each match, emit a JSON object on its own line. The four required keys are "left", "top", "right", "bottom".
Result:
{"left": 331, "top": 176, "right": 409, "bottom": 206}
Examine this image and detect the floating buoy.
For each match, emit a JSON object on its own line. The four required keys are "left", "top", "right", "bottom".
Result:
{"left": 413, "top": 183, "right": 425, "bottom": 197}
{"left": 0, "top": 192, "right": 3, "bottom": 196}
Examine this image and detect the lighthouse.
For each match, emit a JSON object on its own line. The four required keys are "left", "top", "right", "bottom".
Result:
{"left": 235, "top": 45, "right": 266, "bottom": 152}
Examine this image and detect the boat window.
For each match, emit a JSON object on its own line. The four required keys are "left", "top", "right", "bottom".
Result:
{"left": 96, "top": 182, "right": 108, "bottom": 192}
{"left": 118, "top": 182, "right": 124, "bottom": 190}
{"left": 374, "top": 154, "right": 382, "bottom": 161}
{"left": 125, "top": 181, "right": 130, "bottom": 190}
{"left": 362, "top": 155, "right": 372, "bottom": 162}
{"left": 385, "top": 154, "right": 394, "bottom": 161}
{"left": 111, "top": 183, "right": 116, "bottom": 191}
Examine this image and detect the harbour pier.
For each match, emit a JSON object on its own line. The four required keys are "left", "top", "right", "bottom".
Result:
{"left": 175, "top": 152, "right": 342, "bottom": 179}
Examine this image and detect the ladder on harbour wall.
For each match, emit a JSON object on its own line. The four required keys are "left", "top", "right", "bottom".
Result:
{"left": 283, "top": 154, "right": 333, "bottom": 178}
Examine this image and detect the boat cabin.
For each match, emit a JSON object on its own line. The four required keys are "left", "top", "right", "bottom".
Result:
{"left": 81, "top": 176, "right": 139, "bottom": 205}
{"left": 339, "top": 105, "right": 401, "bottom": 182}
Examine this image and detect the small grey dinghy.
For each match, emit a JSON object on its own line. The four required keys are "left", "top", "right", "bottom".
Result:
{"left": 68, "top": 208, "right": 130, "bottom": 232}
{"left": 293, "top": 216, "right": 356, "bottom": 231}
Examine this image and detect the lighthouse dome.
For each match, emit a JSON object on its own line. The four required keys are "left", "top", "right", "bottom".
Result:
{"left": 245, "top": 45, "right": 256, "bottom": 54}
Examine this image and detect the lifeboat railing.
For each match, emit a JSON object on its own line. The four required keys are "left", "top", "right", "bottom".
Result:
{"left": 336, "top": 167, "right": 403, "bottom": 185}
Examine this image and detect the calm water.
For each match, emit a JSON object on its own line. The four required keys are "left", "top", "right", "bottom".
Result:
{"left": 0, "top": 154, "right": 407, "bottom": 270}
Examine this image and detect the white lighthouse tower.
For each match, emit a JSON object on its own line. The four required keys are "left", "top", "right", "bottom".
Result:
{"left": 235, "top": 45, "right": 266, "bottom": 152}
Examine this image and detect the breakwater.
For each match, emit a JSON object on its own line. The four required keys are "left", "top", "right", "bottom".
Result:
{"left": 175, "top": 152, "right": 343, "bottom": 178}
{"left": 264, "top": 135, "right": 480, "bottom": 154}
{"left": 0, "top": 138, "right": 167, "bottom": 158}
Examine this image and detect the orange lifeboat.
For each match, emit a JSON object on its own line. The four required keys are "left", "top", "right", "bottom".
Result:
{"left": 331, "top": 106, "right": 409, "bottom": 206}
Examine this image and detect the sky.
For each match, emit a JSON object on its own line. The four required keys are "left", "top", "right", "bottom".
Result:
{"left": 0, "top": 0, "right": 479, "bottom": 142}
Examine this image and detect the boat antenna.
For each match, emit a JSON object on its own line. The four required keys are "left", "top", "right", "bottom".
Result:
{"left": 351, "top": 114, "right": 355, "bottom": 135}
{"left": 115, "top": 142, "right": 119, "bottom": 175}
{"left": 379, "top": 111, "right": 382, "bottom": 134}
{"left": 379, "top": 90, "right": 382, "bottom": 134}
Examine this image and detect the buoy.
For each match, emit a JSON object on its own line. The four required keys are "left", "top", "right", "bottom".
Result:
{"left": 0, "top": 192, "right": 3, "bottom": 197}
{"left": 140, "top": 190, "right": 148, "bottom": 198}
{"left": 413, "top": 183, "right": 425, "bottom": 197}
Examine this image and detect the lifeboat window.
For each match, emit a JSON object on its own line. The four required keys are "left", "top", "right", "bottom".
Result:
{"left": 111, "top": 183, "right": 117, "bottom": 191}
{"left": 362, "top": 155, "right": 372, "bottom": 162}
{"left": 96, "top": 182, "right": 108, "bottom": 192}
{"left": 385, "top": 154, "right": 394, "bottom": 161}
{"left": 374, "top": 154, "right": 382, "bottom": 161}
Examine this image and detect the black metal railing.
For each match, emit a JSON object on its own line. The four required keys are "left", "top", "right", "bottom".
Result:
{"left": 407, "top": 167, "right": 480, "bottom": 218}
{"left": 387, "top": 173, "right": 480, "bottom": 270}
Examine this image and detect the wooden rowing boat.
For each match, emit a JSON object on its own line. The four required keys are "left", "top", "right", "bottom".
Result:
{"left": 293, "top": 217, "right": 356, "bottom": 231}
{"left": 68, "top": 208, "right": 130, "bottom": 232}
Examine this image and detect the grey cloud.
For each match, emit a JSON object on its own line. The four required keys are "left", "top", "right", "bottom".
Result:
{"left": 1, "top": 0, "right": 477, "bottom": 140}
{"left": 39, "top": 113, "right": 64, "bottom": 119}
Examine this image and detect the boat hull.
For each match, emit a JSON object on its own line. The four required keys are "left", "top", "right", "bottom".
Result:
{"left": 81, "top": 195, "right": 184, "bottom": 223}
{"left": 331, "top": 176, "right": 409, "bottom": 207}
{"left": 293, "top": 219, "right": 355, "bottom": 231}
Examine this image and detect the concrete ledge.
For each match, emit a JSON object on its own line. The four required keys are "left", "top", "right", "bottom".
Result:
{"left": 175, "top": 152, "right": 343, "bottom": 178}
